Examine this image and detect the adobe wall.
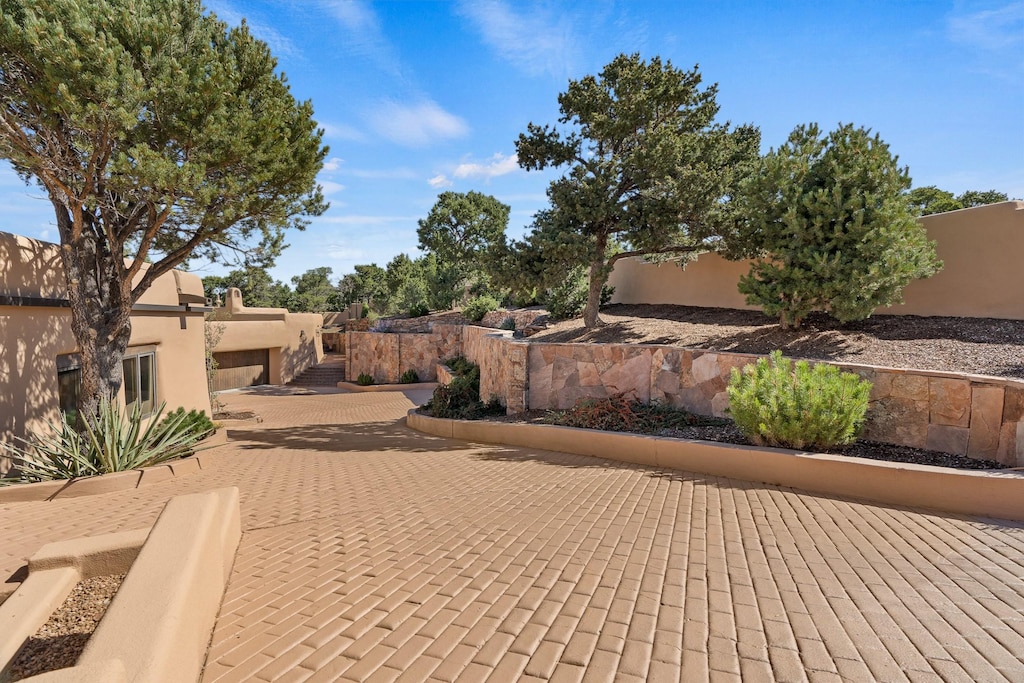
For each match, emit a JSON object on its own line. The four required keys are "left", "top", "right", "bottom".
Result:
{"left": 608, "top": 201, "right": 1024, "bottom": 320}
{"left": 0, "top": 233, "right": 211, "bottom": 475}
{"left": 209, "top": 288, "right": 324, "bottom": 384}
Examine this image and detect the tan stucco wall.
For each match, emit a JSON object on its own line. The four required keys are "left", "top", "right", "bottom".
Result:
{"left": 0, "top": 232, "right": 212, "bottom": 475}
{"left": 209, "top": 288, "right": 323, "bottom": 385}
{"left": 608, "top": 201, "right": 1024, "bottom": 319}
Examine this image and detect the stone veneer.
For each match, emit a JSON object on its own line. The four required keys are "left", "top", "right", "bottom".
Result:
{"left": 347, "top": 326, "right": 1024, "bottom": 466}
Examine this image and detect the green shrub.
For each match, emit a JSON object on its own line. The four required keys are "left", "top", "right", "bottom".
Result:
{"left": 462, "top": 294, "right": 500, "bottom": 322}
{"left": 499, "top": 316, "right": 516, "bottom": 331}
{"left": 726, "top": 351, "right": 872, "bottom": 450}
{"left": 356, "top": 373, "right": 374, "bottom": 386}
{"left": 423, "top": 359, "right": 503, "bottom": 419}
{"left": 159, "top": 407, "right": 216, "bottom": 441}
{"left": 545, "top": 267, "right": 615, "bottom": 320}
{"left": 407, "top": 302, "right": 430, "bottom": 318}
{"left": 1, "top": 399, "right": 205, "bottom": 483}
{"left": 399, "top": 369, "right": 419, "bottom": 384}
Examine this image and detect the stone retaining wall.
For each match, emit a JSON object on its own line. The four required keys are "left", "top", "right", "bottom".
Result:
{"left": 347, "top": 325, "right": 1024, "bottom": 466}
{"left": 346, "top": 328, "right": 460, "bottom": 384}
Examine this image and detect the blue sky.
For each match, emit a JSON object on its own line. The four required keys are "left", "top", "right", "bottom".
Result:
{"left": 2, "top": 0, "right": 1021, "bottom": 285}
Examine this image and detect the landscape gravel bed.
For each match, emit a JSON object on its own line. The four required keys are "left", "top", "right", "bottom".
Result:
{"left": 530, "top": 304, "right": 1024, "bottom": 379}
{"left": 6, "top": 574, "right": 125, "bottom": 681}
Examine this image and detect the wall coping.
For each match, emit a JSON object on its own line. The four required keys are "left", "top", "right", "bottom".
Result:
{"left": 0, "top": 430, "right": 230, "bottom": 504}
{"left": 0, "top": 487, "right": 241, "bottom": 683}
{"left": 406, "top": 410, "right": 1024, "bottom": 521}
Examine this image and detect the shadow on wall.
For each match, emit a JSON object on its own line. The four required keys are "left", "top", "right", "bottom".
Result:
{"left": 0, "top": 236, "right": 74, "bottom": 476}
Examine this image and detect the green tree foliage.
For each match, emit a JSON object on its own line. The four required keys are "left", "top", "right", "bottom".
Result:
{"left": 730, "top": 123, "right": 941, "bottom": 329}
{"left": 0, "top": 0, "right": 327, "bottom": 418}
{"left": 906, "top": 186, "right": 1011, "bottom": 215}
{"left": 417, "top": 191, "right": 509, "bottom": 308}
{"left": 506, "top": 53, "right": 759, "bottom": 327}
{"left": 339, "top": 264, "right": 388, "bottom": 309}
{"left": 289, "top": 266, "right": 342, "bottom": 312}
{"left": 203, "top": 267, "right": 292, "bottom": 309}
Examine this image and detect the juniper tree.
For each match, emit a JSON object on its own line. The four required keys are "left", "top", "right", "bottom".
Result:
{"left": 417, "top": 191, "right": 509, "bottom": 309}
{"left": 0, "top": 0, "right": 327, "bottom": 418}
{"left": 511, "top": 53, "right": 760, "bottom": 327}
{"left": 728, "top": 123, "right": 941, "bottom": 329}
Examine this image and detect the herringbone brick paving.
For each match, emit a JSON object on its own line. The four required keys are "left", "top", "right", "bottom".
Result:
{"left": 2, "top": 387, "right": 1023, "bottom": 681}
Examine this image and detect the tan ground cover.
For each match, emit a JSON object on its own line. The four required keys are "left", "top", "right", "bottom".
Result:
{"left": 531, "top": 304, "right": 1024, "bottom": 379}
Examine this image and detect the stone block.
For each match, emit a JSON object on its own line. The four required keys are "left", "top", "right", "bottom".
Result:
{"left": 710, "top": 391, "right": 730, "bottom": 418}
{"left": 928, "top": 377, "right": 971, "bottom": 428}
{"left": 1002, "top": 385, "right": 1024, "bottom": 423}
{"left": 863, "top": 397, "right": 929, "bottom": 448}
{"left": 967, "top": 385, "right": 1005, "bottom": 460}
{"left": 691, "top": 353, "right": 719, "bottom": 385}
{"left": 925, "top": 424, "right": 970, "bottom": 456}
{"left": 996, "top": 422, "right": 1019, "bottom": 466}
{"left": 890, "top": 373, "right": 929, "bottom": 402}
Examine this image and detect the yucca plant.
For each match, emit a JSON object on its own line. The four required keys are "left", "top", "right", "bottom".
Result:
{"left": 1, "top": 398, "right": 205, "bottom": 483}
{"left": 727, "top": 351, "right": 872, "bottom": 450}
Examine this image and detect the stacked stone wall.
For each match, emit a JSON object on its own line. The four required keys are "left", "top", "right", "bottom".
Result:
{"left": 346, "top": 324, "right": 1023, "bottom": 465}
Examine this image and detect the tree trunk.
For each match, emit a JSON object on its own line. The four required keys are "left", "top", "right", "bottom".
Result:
{"left": 582, "top": 233, "right": 609, "bottom": 328}
{"left": 54, "top": 206, "right": 133, "bottom": 422}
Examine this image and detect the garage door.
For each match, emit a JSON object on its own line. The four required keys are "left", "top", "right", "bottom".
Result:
{"left": 211, "top": 349, "right": 270, "bottom": 391}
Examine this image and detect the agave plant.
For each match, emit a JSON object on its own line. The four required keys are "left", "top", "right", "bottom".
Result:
{"left": 1, "top": 398, "right": 206, "bottom": 483}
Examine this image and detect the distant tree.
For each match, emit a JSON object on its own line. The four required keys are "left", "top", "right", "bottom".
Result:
{"left": 957, "top": 189, "right": 1009, "bottom": 208}
{"left": 202, "top": 267, "right": 292, "bottom": 309}
{"left": 417, "top": 191, "right": 509, "bottom": 308}
{"left": 290, "top": 266, "right": 342, "bottom": 312}
{"left": 730, "top": 123, "right": 941, "bottom": 329}
{"left": 0, "top": 0, "right": 327, "bottom": 418}
{"left": 906, "top": 186, "right": 1010, "bottom": 215}
{"left": 509, "top": 53, "right": 760, "bottom": 327}
{"left": 341, "top": 264, "right": 388, "bottom": 310}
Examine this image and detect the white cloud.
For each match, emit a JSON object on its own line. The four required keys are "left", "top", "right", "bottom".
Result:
{"left": 428, "top": 174, "right": 452, "bottom": 188}
{"left": 326, "top": 245, "right": 365, "bottom": 260}
{"left": 319, "top": 121, "right": 367, "bottom": 142}
{"left": 367, "top": 100, "right": 469, "bottom": 147}
{"left": 456, "top": 0, "right": 578, "bottom": 77}
{"left": 453, "top": 152, "right": 519, "bottom": 180}
{"left": 205, "top": 1, "right": 299, "bottom": 58}
{"left": 317, "top": 0, "right": 402, "bottom": 75}
{"left": 322, "top": 157, "right": 343, "bottom": 172}
{"left": 319, "top": 180, "right": 346, "bottom": 195}
{"left": 346, "top": 167, "right": 418, "bottom": 180}
{"left": 949, "top": 2, "right": 1024, "bottom": 50}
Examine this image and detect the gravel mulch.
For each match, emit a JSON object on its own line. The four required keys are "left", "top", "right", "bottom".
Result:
{"left": 529, "top": 304, "right": 1024, "bottom": 379}
{"left": 485, "top": 410, "right": 1006, "bottom": 471}
{"left": 6, "top": 574, "right": 125, "bottom": 681}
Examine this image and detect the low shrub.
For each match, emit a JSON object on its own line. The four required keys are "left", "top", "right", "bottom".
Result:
{"left": 498, "top": 316, "right": 516, "bottom": 331}
{"left": 422, "top": 358, "right": 503, "bottom": 419}
{"left": 545, "top": 267, "right": 615, "bottom": 320}
{"left": 727, "top": 350, "right": 872, "bottom": 450}
{"left": 158, "top": 407, "right": 216, "bottom": 441}
{"left": 399, "top": 369, "right": 419, "bottom": 384}
{"left": 408, "top": 303, "right": 430, "bottom": 318}
{"left": 462, "top": 295, "right": 500, "bottom": 322}
{"left": 356, "top": 373, "right": 375, "bottom": 386}
{"left": 1, "top": 399, "right": 205, "bottom": 483}
{"left": 544, "top": 393, "right": 724, "bottom": 434}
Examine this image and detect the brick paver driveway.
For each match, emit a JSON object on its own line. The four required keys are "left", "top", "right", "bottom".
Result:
{"left": 3, "top": 387, "right": 1024, "bottom": 682}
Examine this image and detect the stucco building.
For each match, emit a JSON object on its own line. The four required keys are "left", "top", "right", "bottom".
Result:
{"left": 0, "top": 232, "right": 212, "bottom": 474}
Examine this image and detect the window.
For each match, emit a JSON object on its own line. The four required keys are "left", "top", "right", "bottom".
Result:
{"left": 123, "top": 352, "right": 156, "bottom": 416}
{"left": 56, "top": 351, "right": 157, "bottom": 422}
{"left": 56, "top": 354, "right": 82, "bottom": 427}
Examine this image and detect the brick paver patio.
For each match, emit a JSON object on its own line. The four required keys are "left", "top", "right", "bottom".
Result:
{"left": 2, "top": 387, "right": 1023, "bottom": 682}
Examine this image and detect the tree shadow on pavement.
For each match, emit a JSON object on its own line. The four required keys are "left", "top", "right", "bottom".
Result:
{"left": 228, "top": 419, "right": 497, "bottom": 454}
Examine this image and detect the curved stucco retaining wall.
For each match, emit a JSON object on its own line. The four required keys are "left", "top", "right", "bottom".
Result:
{"left": 407, "top": 411, "right": 1024, "bottom": 521}
{"left": 608, "top": 201, "right": 1024, "bottom": 320}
